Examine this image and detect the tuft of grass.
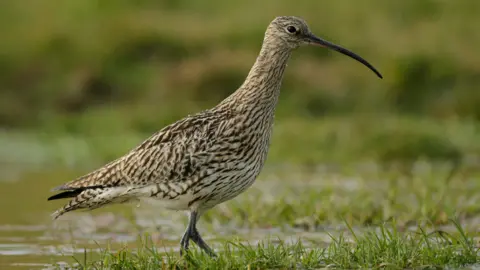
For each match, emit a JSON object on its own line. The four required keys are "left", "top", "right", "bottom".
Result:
{"left": 64, "top": 219, "right": 478, "bottom": 269}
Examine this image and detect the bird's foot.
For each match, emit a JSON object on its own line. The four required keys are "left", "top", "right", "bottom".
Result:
{"left": 179, "top": 225, "right": 216, "bottom": 257}
{"left": 190, "top": 228, "right": 216, "bottom": 257}
{"left": 179, "top": 210, "right": 216, "bottom": 257}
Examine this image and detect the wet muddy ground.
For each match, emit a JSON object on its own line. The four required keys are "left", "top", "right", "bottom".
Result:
{"left": 1, "top": 162, "right": 479, "bottom": 269}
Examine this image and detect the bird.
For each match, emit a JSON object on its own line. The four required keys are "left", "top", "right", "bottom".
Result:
{"left": 47, "top": 16, "right": 382, "bottom": 257}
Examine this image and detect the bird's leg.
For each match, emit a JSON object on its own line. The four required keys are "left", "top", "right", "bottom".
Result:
{"left": 179, "top": 210, "right": 216, "bottom": 257}
{"left": 190, "top": 223, "right": 216, "bottom": 257}
{"left": 179, "top": 212, "right": 195, "bottom": 256}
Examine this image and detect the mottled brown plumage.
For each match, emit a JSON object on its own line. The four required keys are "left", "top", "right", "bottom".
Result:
{"left": 48, "top": 16, "right": 382, "bottom": 256}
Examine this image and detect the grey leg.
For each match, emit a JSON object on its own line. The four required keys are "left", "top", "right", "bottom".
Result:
{"left": 190, "top": 224, "right": 216, "bottom": 257}
{"left": 179, "top": 212, "right": 194, "bottom": 256}
{"left": 179, "top": 211, "right": 216, "bottom": 257}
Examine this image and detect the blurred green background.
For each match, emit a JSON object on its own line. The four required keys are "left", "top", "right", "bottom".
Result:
{"left": 0, "top": 0, "right": 479, "bottom": 166}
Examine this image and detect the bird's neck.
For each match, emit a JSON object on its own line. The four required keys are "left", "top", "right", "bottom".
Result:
{"left": 218, "top": 41, "right": 292, "bottom": 113}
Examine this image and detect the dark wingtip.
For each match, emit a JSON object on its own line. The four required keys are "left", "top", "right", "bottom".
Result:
{"left": 47, "top": 190, "right": 82, "bottom": 201}
{"left": 47, "top": 185, "right": 104, "bottom": 201}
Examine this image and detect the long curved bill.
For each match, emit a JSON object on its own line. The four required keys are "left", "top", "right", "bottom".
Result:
{"left": 308, "top": 34, "right": 383, "bottom": 79}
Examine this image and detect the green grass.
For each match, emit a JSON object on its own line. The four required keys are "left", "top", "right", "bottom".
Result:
{"left": 36, "top": 158, "right": 480, "bottom": 269}
{"left": 65, "top": 220, "right": 478, "bottom": 269}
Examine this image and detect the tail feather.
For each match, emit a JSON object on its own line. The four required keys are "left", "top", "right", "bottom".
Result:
{"left": 49, "top": 186, "right": 137, "bottom": 220}
{"left": 47, "top": 156, "right": 131, "bottom": 219}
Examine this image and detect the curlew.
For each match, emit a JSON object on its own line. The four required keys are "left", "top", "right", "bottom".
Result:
{"left": 47, "top": 16, "right": 382, "bottom": 256}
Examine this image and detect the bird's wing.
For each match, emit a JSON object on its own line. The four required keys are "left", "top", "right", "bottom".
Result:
{"left": 49, "top": 110, "right": 232, "bottom": 194}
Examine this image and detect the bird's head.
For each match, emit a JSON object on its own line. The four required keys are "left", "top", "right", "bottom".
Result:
{"left": 266, "top": 16, "right": 382, "bottom": 78}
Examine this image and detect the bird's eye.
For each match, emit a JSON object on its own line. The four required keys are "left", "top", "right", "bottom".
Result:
{"left": 286, "top": 26, "right": 297, "bottom": 34}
